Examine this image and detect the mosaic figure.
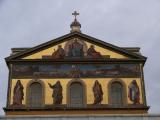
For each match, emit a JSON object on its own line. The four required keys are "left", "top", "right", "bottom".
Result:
{"left": 93, "top": 80, "right": 103, "bottom": 104}
{"left": 87, "top": 45, "right": 102, "bottom": 58}
{"left": 52, "top": 45, "right": 65, "bottom": 59}
{"left": 70, "top": 65, "right": 81, "bottom": 78}
{"left": 13, "top": 80, "right": 24, "bottom": 106}
{"left": 68, "top": 40, "right": 84, "bottom": 58}
{"left": 48, "top": 81, "right": 63, "bottom": 104}
{"left": 128, "top": 80, "right": 140, "bottom": 104}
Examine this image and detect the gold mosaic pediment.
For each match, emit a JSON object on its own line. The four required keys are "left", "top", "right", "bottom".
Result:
{"left": 22, "top": 37, "right": 129, "bottom": 59}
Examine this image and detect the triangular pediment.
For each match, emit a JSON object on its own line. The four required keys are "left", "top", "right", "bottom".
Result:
{"left": 6, "top": 32, "right": 146, "bottom": 61}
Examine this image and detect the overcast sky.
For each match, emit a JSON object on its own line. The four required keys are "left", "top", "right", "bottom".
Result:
{"left": 0, "top": 0, "right": 160, "bottom": 115}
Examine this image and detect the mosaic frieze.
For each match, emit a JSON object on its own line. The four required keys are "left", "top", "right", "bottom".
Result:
{"left": 12, "top": 64, "right": 141, "bottom": 78}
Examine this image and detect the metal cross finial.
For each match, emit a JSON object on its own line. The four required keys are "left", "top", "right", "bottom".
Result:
{"left": 72, "top": 11, "right": 79, "bottom": 19}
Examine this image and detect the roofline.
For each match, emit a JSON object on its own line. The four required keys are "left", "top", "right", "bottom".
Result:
{"left": 5, "top": 32, "right": 147, "bottom": 62}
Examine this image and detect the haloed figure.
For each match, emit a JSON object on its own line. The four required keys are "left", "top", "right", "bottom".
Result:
{"left": 93, "top": 80, "right": 103, "bottom": 104}
{"left": 13, "top": 80, "right": 24, "bottom": 106}
{"left": 48, "top": 81, "right": 63, "bottom": 105}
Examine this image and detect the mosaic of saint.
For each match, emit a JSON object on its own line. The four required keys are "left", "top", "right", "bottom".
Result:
{"left": 128, "top": 80, "right": 140, "bottom": 104}
{"left": 12, "top": 64, "right": 140, "bottom": 78}
{"left": 42, "top": 38, "right": 104, "bottom": 59}
{"left": 11, "top": 80, "right": 24, "bottom": 108}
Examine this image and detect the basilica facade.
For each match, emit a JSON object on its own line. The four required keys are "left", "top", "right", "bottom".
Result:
{"left": 4, "top": 12, "right": 149, "bottom": 115}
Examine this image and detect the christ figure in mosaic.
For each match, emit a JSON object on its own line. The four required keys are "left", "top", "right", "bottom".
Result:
{"left": 68, "top": 40, "right": 84, "bottom": 58}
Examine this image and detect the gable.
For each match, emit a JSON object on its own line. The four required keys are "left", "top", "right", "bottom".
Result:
{"left": 6, "top": 32, "right": 146, "bottom": 61}
{"left": 23, "top": 39, "right": 128, "bottom": 59}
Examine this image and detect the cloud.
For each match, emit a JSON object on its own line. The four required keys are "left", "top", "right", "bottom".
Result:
{"left": 0, "top": 0, "right": 160, "bottom": 115}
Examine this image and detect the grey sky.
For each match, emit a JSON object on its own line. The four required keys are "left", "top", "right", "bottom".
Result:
{"left": 0, "top": 0, "right": 160, "bottom": 115}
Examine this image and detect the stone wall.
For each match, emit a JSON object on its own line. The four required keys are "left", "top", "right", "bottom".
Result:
{"left": 0, "top": 115, "right": 160, "bottom": 120}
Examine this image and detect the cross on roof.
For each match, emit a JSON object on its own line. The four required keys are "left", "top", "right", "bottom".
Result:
{"left": 72, "top": 11, "right": 79, "bottom": 19}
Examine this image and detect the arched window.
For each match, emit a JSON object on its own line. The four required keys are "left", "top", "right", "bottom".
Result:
{"left": 68, "top": 82, "right": 85, "bottom": 107}
{"left": 110, "top": 82, "right": 124, "bottom": 106}
{"left": 28, "top": 82, "right": 43, "bottom": 107}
